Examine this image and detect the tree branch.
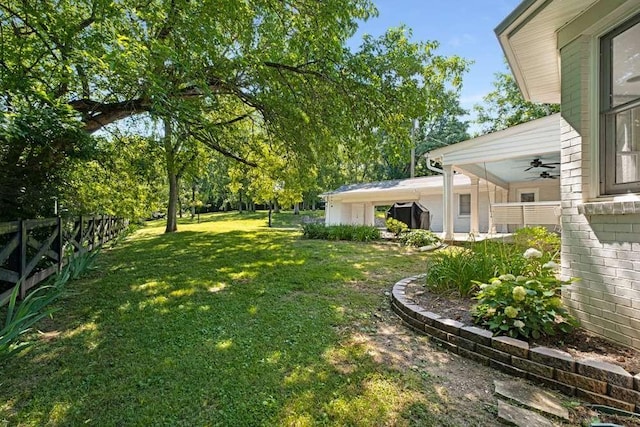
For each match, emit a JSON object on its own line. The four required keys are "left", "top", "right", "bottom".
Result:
{"left": 192, "top": 130, "right": 257, "bottom": 167}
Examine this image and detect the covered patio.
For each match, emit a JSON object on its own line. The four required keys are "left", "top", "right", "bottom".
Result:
{"left": 426, "top": 114, "right": 562, "bottom": 240}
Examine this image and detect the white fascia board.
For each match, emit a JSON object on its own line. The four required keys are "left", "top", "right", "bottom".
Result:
{"left": 426, "top": 114, "right": 560, "bottom": 165}
{"left": 496, "top": 0, "right": 601, "bottom": 103}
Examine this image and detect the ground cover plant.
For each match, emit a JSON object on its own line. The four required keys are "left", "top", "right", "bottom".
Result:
{"left": 2, "top": 211, "right": 490, "bottom": 426}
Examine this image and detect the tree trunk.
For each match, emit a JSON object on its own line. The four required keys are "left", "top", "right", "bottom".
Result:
{"left": 239, "top": 191, "right": 243, "bottom": 214}
{"left": 274, "top": 200, "right": 280, "bottom": 213}
{"left": 191, "top": 182, "right": 196, "bottom": 220}
{"left": 164, "top": 118, "right": 178, "bottom": 233}
{"left": 294, "top": 203, "right": 300, "bottom": 215}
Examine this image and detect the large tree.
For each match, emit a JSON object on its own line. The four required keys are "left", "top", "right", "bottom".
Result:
{"left": 1, "top": 1, "right": 468, "bottom": 230}
{"left": 473, "top": 71, "right": 559, "bottom": 135}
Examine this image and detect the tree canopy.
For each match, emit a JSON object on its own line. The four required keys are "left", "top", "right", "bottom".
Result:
{"left": 473, "top": 71, "right": 559, "bottom": 135}
{"left": 1, "top": 1, "right": 469, "bottom": 227}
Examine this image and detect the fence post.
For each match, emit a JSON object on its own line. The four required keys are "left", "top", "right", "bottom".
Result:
{"left": 100, "top": 215, "right": 106, "bottom": 246}
{"left": 91, "top": 215, "right": 96, "bottom": 251}
{"left": 56, "top": 216, "right": 63, "bottom": 273}
{"left": 79, "top": 215, "right": 85, "bottom": 254}
{"left": 19, "top": 219, "right": 26, "bottom": 299}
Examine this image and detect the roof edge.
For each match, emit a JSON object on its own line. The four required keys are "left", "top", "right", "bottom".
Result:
{"left": 426, "top": 113, "right": 560, "bottom": 159}
{"left": 494, "top": 0, "right": 538, "bottom": 35}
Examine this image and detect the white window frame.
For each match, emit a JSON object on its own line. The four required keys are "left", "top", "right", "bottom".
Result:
{"left": 599, "top": 13, "right": 640, "bottom": 195}
{"left": 458, "top": 193, "right": 471, "bottom": 217}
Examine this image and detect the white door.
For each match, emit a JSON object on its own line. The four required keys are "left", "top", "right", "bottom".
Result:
{"left": 351, "top": 203, "right": 364, "bottom": 225}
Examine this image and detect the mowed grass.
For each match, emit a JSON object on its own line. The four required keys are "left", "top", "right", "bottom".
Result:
{"left": 1, "top": 212, "right": 442, "bottom": 426}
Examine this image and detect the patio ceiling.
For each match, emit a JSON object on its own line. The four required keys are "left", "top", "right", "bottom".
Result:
{"left": 454, "top": 152, "right": 560, "bottom": 188}
{"left": 426, "top": 114, "right": 561, "bottom": 189}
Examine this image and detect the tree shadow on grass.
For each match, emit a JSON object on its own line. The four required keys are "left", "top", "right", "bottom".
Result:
{"left": 0, "top": 226, "right": 446, "bottom": 425}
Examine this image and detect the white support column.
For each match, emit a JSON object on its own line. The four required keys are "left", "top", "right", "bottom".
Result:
{"left": 442, "top": 165, "right": 454, "bottom": 240}
{"left": 488, "top": 188, "right": 496, "bottom": 234}
{"left": 364, "top": 203, "right": 375, "bottom": 226}
{"left": 470, "top": 177, "right": 479, "bottom": 236}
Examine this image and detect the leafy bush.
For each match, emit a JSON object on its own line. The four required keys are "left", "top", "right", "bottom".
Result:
{"left": 513, "top": 226, "right": 560, "bottom": 257}
{"left": 302, "top": 224, "right": 380, "bottom": 242}
{"left": 0, "top": 250, "right": 100, "bottom": 360}
{"left": 471, "top": 248, "right": 577, "bottom": 339}
{"left": 385, "top": 218, "right": 408, "bottom": 236}
{"left": 399, "top": 229, "right": 440, "bottom": 247}
{"left": 425, "top": 240, "right": 525, "bottom": 297}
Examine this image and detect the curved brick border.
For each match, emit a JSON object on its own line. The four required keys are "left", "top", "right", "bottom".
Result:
{"left": 391, "top": 275, "right": 640, "bottom": 414}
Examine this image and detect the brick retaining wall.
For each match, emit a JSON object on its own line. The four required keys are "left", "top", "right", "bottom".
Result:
{"left": 391, "top": 275, "right": 640, "bottom": 414}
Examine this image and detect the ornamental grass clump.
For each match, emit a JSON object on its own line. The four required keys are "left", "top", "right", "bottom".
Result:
{"left": 471, "top": 248, "right": 577, "bottom": 339}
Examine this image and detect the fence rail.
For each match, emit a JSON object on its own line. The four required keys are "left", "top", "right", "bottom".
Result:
{"left": 0, "top": 215, "right": 127, "bottom": 303}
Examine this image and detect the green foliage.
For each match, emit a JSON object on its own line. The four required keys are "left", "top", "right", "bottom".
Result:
{"left": 0, "top": 102, "right": 94, "bottom": 220}
{"left": 473, "top": 71, "right": 560, "bottom": 135}
{"left": 425, "top": 241, "right": 527, "bottom": 297}
{"left": 302, "top": 223, "right": 380, "bottom": 242}
{"left": 398, "top": 229, "right": 440, "bottom": 248}
{"left": 513, "top": 226, "right": 560, "bottom": 256}
{"left": 386, "top": 218, "right": 408, "bottom": 236}
{"left": 65, "top": 136, "right": 165, "bottom": 220}
{"left": 472, "top": 251, "right": 577, "bottom": 339}
{"left": 426, "top": 247, "right": 496, "bottom": 297}
{"left": 0, "top": 250, "right": 98, "bottom": 360}
{"left": 0, "top": 282, "right": 62, "bottom": 360}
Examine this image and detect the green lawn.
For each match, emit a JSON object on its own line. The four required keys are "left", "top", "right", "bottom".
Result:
{"left": 0, "top": 212, "right": 447, "bottom": 426}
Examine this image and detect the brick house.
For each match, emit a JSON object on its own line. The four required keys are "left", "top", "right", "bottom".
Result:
{"left": 497, "top": 1, "right": 640, "bottom": 350}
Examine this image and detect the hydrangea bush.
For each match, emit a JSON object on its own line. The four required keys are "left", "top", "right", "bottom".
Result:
{"left": 471, "top": 248, "right": 578, "bottom": 339}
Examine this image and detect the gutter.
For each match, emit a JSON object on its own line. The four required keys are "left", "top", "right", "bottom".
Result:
{"left": 425, "top": 153, "right": 444, "bottom": 175}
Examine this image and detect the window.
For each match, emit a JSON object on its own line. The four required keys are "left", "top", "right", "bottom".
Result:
{"left": 458, "top": 194, "right": 471, "bottom": 216}
{"left": 600, "top": 14, "right": 640, "bottom": 194}
{"left": 517, "top": 189, "right": 537, "bottom": 203}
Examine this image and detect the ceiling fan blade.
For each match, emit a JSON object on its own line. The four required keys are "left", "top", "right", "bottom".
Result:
{"left": 524, "top": 166, "right": 533, "bottom": 171}
{"left": 541, "top": 164, "right": 555, "bottom": 169}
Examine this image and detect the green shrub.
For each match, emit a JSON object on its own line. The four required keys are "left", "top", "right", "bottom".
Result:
{"left": 385, "top": 218, "right": 408, "bottom": 236}
{"left": 302, "top": 224, "right": 380, "bottom": 242}
{"left": 513, "top": 226, "right": 560, "bottom": 257}
{"left": 472, "top": 248, "right": 577, "bottom": 339}
{"left": 399, "top": 229, "right": 440, "bottom": 247}
{"left": 301, "top": 223, "right": 329, "bottom": 239}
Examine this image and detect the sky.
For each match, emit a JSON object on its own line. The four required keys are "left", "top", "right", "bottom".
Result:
{"left": 350, "top": 0, "right": 522, "bottom": 130}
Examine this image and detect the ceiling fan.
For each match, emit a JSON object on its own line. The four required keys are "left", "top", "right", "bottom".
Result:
{"left": 524, "top": 158, "right": 560, "bottom": 171}
{"left": 539, "top": 171, "right": 558, "bottom": 179}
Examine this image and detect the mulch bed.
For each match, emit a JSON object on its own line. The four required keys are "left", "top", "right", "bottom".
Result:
{"left": 405, "top": 279, "right": 640, "bottom": 375}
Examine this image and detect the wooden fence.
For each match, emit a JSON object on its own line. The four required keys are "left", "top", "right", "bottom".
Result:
{"left": 0, "top": 215, "right": 127, "bottom": 303}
